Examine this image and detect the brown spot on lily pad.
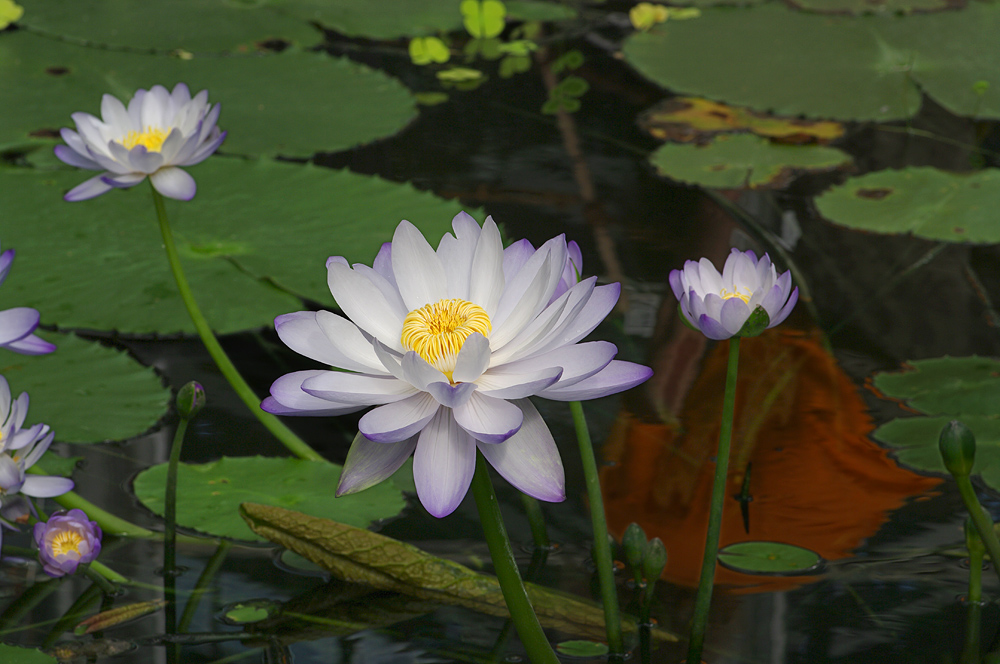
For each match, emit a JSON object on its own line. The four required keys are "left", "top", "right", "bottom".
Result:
{"left": 45, "top": 66, "right": 70, "bottom": 76}
{"left": 954, "top": 227, "right": 965, "bottom": 234}
{"left": 856, "top": 188, "right": 893, "bottom": 200}
{"left": 29, "top": 128, "right": 61, "bottom": 139}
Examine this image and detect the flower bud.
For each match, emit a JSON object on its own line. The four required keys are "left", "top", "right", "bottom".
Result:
{"left": 641, "top": 537, "right": 667, "bottom": 580}
{"left": 939, "top": 420, "right": 976, "bottom": 478}
{"left": 622, "top": 522, "right": 647, "bottom": 571}
{"left": 176, "top": 381, "right": 206, "bottom": 420}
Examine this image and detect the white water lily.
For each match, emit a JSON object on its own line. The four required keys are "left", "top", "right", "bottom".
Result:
{"left": 0, "top": 244, "right": 55, "bottom": 356}
{"left": 669, "top": 248, "right": 798, "bottom": 340}
{"left": 263, "top": 213, "right": 652, "bottom": 517}
{"left": 55, "top": 83, "right": 225, "bottom": 202}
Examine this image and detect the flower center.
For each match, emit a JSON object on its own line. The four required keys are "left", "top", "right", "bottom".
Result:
{"left": 401, "top": 299, "right": 491, "bottom": 376}
{"left": 720, "top": 287, "right": 752, "bottom": 304}
{"left": 121, "top": 126, "right": 169, "bottom": 152}
{"left": 50, "top": 530, "right": 84, "bottom": 557}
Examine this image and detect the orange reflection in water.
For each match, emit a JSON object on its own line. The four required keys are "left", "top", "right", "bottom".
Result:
{"left": 601, "top": 328, "right": 941, "bottom": 592}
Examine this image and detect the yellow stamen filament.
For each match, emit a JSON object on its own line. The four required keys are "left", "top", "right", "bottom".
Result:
{"left": 720, "top": 287, "right": 752, "bottom": 304}
{"left": 121, "top": 126, "right": 169, "bottom": 152}
{"left": 50, "top": 530, "right": 85, "bottom": 557}
{"left": 401, "top": 299, "right": 491, "bottom": 379}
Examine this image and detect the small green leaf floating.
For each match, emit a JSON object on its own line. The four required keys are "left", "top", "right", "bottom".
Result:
{"left": 649, "top": 134, "right": 850, "bottom": 189}
{"left": 461, "top": 0, "right": 506, "bottom": 38}
{"left": 717, "top": 541, "right": 823, "bottom": 575}
{"left": 556, "top": 641, "right": 611, "bottom": 658}
{"left": 219, "top": 600, "right": 280, "bottom": 625}
{"left": 1, "top": 331, "right": 170, "bottom": 444}
{"left": 133, "top": 457, "right": 407, "bottom": 541}
{"left": 872, "top": 356, "right": 1000, "bottom": 491}
{"left": 0, "top": 644, "right": 57, "bottom": 664}
{"left": 816, "top": 167, "right": 1000, "bottom": 244}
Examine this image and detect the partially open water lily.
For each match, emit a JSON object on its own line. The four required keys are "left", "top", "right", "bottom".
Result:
{"left": 34, "top": 509, "right": 102, "bottom": 577}
{"left": 0, "top": 244, "right": 55, "bottom": 355}
{"left": 0, "top": 376, "right": 74, "bottom": 553}
{"left": 55, "top": 83, "right": 226, "bottom": 202}
{"left": 669, "top": 248, "right": 798, "bottom": 340}
{"left": 263, "top": 213, "right": 652, "bottom": 517}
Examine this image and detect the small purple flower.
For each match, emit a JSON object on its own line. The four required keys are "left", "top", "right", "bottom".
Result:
{"left": 263, "top": 213, "right": 653, "bottom": 518}
{"left": 669, "top": 248, "right": 798, "bottom": 340}
{"left": 33, "top": 509, "right": 102, "bottom": 577}
{"left": 0, "top": 245, "right": 56, "bottom": 356}
{"left": 55, "top": 83, "right": 226, "bottom": 202}
{"left": 0, "top": 376, "right": 74, "bottom": 553}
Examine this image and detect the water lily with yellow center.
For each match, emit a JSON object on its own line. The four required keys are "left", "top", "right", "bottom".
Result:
{"left": 0, "top": 243, "right": 56, "bottom": 356}
{"left": 0, "top": 376, "right": 74, "bottom": 554}
{"left": 55, "top": 83, "right": 226, "bottom": 202}
{"left": 263, "top": 213, "right": 652, "bottom": 517}
{"left": 669, "top": 248, "right": 798, "bottom": 340}
{"left": 33, "top": 509, "right": 102, "bottom": 577}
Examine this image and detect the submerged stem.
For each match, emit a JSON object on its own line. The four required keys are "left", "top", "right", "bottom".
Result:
{"left": 149, "top": 185, "right": 323, "bottom": 462}
{"left": 687, "top": 337, "right": 741, "bottom": 664}
{"left": 570, "top": 400, "right": 624, "bottom": 654}
{"left": 470, "top": 452, "right": 559, "bottom": 664}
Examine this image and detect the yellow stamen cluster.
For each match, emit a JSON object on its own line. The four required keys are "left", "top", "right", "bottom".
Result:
{"left": 50, "top": 530, "right": 85, "bottom": 557}
{"left": 121, "top": 126, "right": 169, "bottom": 152}
{"left": 401, "top": 299, "right": 491, "bottom": 377}
{"left": 720, "top": 287, "right": 752, "bottom": 304}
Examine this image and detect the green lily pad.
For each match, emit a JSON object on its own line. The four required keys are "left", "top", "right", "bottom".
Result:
{"left": 872, "top": 357, "right": 1000, "bottom": 487}
{"left": 816, "top": 167, "right": 1000, "bottom": 243}
{"left": 787, "top": 0, "right": 957, "bottom": 15}
{"left": 18, "top": 0, "right": 321, "bottom": 53}
{"left": 1, "top": 159, "right": 469, "bottom": 335}
{"left": 1, "top": 331, "right": 169, "bottom": 443}
{"left": 0, "top": 644, "right": 56, "bottom": 664}
{"left": 717, "top": 541, "right": 824, "bottom": 575}
{"left": 1, "top": 30, "right": 417, "bottom": 158}
{"left": 649, "top": 134, "right": 851, "bottom": 189}
{"left": 220, "top": 600, "right": 280, "bottom": 625}
{"left": 132, "top": 456, "right": 407, "bottom": 541}
{"left": 622, "top": 3, "right": 1000, "bottom": 121}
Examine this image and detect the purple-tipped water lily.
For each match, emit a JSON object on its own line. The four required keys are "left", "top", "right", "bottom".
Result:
{"left": 263, "top": 213, "right": 652, "bottom": 518}
{"left": 669, "top": 248, "right": 798, "bottom": 340}
{"left": 34, "top": 509, "right": 102, "bottom": 577}
{"left": 0, "top": 376, "right": 74, "bottom": 553}
{"left": 55, "top": 83, "right": 226, "bottom": 202}
{"left": 0, "top": 245, "right": 55, "bottom": 356}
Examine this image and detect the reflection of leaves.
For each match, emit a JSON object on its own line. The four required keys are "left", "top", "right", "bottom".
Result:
{"left": 437, "top": 67, "right": 487, "bottom": 90}
{"left": 240, "top": 503, "right": 678, "bottom": 642}
{"left": 543, "top": 76, "right": 590, "bottom": 114}
{"left": 550, "top": 49, "right": 583, "bottom": 75}
{"left": 409, "top": 37, "right": 450, "bottom": 65}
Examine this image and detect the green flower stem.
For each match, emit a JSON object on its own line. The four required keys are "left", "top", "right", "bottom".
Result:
{"left": 178, "top": 539, "right": 232, "bottom": 633}
{"left": 687, "top": 337, "right": 741, "bottom": 664}
{"left": 519, "top": 492, "right": 550, "bottom": 550}
{"left": 470, "top": 452, "right": 559, "bottom": 664}
{"left": 43, "top": 583, "right": 102, "bottom": 648}
{"left": 955, "top": 477, "right": 1000, "bottom": 585}
{"left": 149, "top": 185, "right": 323, "bottom": 462}
{"left": 81, "top": 563, "right": 119, "bottom": 595}
{"left": 89, "top": 560, "right": 129, "bottom": 585}
{"left": 570, "top": 399, "right": 623, "bottom": 654}
{"left": 164, "top": 415, "right": 189, "bottom": 648}
{"left": 962, "top": 524, "right": 984, "bottom": 664}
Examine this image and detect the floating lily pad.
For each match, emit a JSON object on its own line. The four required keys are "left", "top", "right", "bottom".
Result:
{"left": 815, "top": 167, "right": 1000, "bottom": 243}
{"left": 649, "top": 134, "right": 851, "bottom": 189}
{"left": 622, "top": 3, "right": 1000, "bottom": 121}
{"left": 717, "top": 541, "right": 824, "bottom": 575}
{"left": 132, "top": 456, "right": 407, "bottom": 541}
{"left": 786, "top": 0, "right": 957, "bottom": 15}
{"left": 640, "top": 97, "right": 845, "bottom": 144}
{"left": 18, "top": 0, "right": 321, "bottom": 53}
{"left": 0, "top": 30, "right": 417, "bottom": 157}
{"left": 872, "top": 357, "right": 1000, "bottom": 488}
{"left": 556, "top": 640, "right": 610, "bottom": 657}
{"left": 219, "top": 600, "right": 280, "bottom": 625}
{"left": 1, "top": 331, "right": 169, "bottom": 443}
{"left": 1, "top": 159, "right": 469, "bottom": 335}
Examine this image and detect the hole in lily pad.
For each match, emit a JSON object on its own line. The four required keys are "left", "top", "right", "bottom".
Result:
{"left": 218, "top": 599, "right": 279, "bottom": 625}
{"left": 717, "top": 541, "right": 824, "bottom": 576}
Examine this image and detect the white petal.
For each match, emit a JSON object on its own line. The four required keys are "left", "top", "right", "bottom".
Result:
{"left": 359, "top": 392, "right": 439, "bottom": 443}
{"left": 477, "top": 399, "right": 564, "bottom": 502}
{"left": 496, "top": 340, "right": 615, "bottom": 390}
{"left": 539, "top": 360, "right": 653, "bottom": 401}
{"left": 337, "top": 432, "right": 417, "bottom": 496}
{"left": 262, "top": 370, "right": 365, "bottom": 416}
{"left": 302, "top": 372, "right": 415, "bottom": 405}
{"left": 401, "top": 351, "right": 448, "bottom": 391}
{"left": 314, "top": 311, "right": 388, "bottom": 374}
{"left": 468, "top": 217, "right": 504, "bottom": 317}
{"left": 21, "top": 475, "right": 74, "bottom": 498}
{"left": 413, "top": 410, "right": 476, "bottom": 518}
{"left": 150, "top": 167, "right": 196, "bottom": 200}
{"left": 475, "top": 366, "right": 562, "bottom": 399}
{"left": 327, "top": 262, "right": 405, "bottom": 352}
{"left": 64, "top": 174, "right": 114, "bottom": 201}
{"left": 391, "top": 220, "right": 447, "bottom": 310}
{"left": 453, "top": 392, "right": 523, "bottom": 444}
{"left": 452, "top": 333, "right": 490, "bottom": 383}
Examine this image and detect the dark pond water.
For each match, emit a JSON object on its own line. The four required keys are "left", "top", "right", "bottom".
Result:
{"left": 4, "top": 5, "right": 1000, "bottom": 664}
